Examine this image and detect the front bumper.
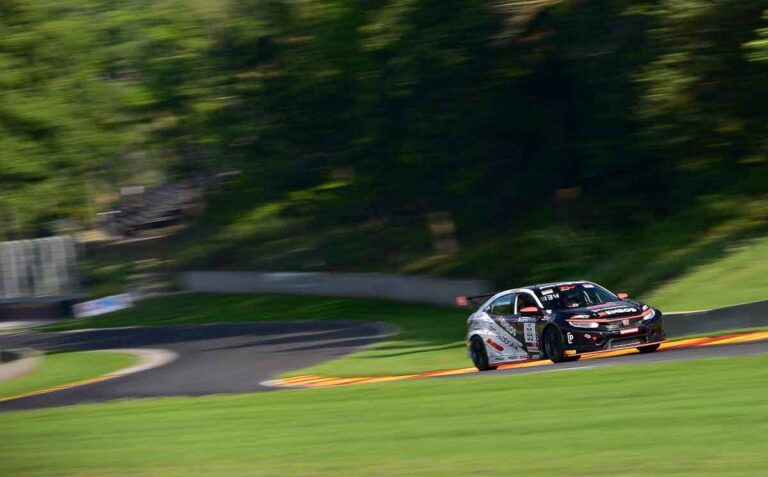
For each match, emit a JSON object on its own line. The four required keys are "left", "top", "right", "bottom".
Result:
{"left": 562, "top": 316, "right": 665, "bottom": 354}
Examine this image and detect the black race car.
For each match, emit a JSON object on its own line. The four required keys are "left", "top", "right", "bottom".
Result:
{"left": 461, "top": 281, "right": 665, "bottom": 370}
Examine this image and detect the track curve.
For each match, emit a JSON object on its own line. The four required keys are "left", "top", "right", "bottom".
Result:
{"left": 1, "top": 324, "right": 766, "bottom": 411}
{"left": 0, "top": 321, "right": 390, "bottom": 411}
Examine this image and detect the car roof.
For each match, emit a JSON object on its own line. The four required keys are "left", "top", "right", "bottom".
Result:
{"left": 489, "top": 281, "right": 591, "bottom": 297}
{"left": 522, "top": 280, "right": 591, "bottom": 292}
{"left": 480, "top": 280, "right": 595, "bottom": 305}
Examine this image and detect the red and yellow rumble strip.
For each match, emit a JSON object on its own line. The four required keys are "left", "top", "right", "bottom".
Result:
{"left": 263, "top": 330, "right": 768, "bottom": 389}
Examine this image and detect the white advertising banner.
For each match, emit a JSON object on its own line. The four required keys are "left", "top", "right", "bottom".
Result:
{"left": 73, "top": 294, "right": 133, "bottom": 318}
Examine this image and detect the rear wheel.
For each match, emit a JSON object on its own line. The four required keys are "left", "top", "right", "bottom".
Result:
{"left": 470, "top": 336, "right": 497, "bottom": 371}
{"left": 543, "top": 327, "right": 581, "bottom": 363}
{"left": 638, "top": 343, "right": 660, "bottom": 354}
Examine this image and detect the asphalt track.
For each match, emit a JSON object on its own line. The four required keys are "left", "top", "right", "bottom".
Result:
{"left": 0, "top": 323, "right": 767, "bottom": 411}
{"left": 268, "top": 331, "right": 768, "bottom": 388}
{"left": 0, "top": 321, "right": 389, "bottom": 411}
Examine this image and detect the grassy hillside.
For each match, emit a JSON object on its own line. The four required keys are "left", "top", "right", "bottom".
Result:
{"left": 2, "top": 354, "right": 767, "bottom": 476}
{"left": 175, "top": 190, "right": 768, "bottom": 300}
{"left": 644, "top": 235, "right": 768, "bottom": 311}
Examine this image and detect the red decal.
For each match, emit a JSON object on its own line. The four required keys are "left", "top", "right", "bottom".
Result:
{"left": 486, "top": 338, "right": 504, "bottom": 351}
{"left": 560, "top": 285, "right": 576, "bottom": 291}
{"left": 619, "top": 327, "right": 639, "bottom": 335}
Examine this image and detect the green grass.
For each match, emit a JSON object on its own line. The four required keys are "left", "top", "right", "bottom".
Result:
{"left": 2, "top": 354, "right": 767, "bottom": 476}
{"left": 81, "top": 259, "right": 136, "bottom": 300}
{"left": 0, "top": 351, "right": 137, "bottom": 399}
{"left": 44, "top": 294, "right": 469, "bottom": 376}
{"left": 644, "top": 235, "right": 768, "bottom": 311}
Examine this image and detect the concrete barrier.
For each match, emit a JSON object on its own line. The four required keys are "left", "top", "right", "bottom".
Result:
{"left": 178, "top": 271, "right": 766, "bottom": 335}
{"left": 178, "top": 271, "right": 492, "bottom": 306}
{"left": 664, "top": 300, "right": 768, "bottom": 337}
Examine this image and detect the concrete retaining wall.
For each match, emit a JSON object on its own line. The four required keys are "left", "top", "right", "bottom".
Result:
{"left": 664, "top": 300, "right": 768, "bottom": 337}
{"left": 178, "top": 270, "right": 767, "bottom": 335}
{"left": 178, "top": 271, "right": 492, "bottom": 306}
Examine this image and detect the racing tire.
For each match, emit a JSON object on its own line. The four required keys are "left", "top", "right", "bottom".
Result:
{"left": 543, "top": 327, "right": 581, "bottom": 363}
{"left": 470, "top": 336, "right": 497, "bottom": 371}
{"left": 637, "top": 343, "right": 660, "bottom": 354}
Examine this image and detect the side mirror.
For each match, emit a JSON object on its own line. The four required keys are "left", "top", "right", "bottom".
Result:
{"left": 617, "top": 292, "right": 629, "bottom": 300}
{"left": 520, "top": 306, "right": 542, "bottom": 315}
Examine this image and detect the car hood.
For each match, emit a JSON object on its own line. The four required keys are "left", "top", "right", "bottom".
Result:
{"left": 560, "top": 301, "right": 644, "bottom": 319}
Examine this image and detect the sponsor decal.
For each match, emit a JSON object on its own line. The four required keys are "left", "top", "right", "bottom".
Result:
{"left": 489, "top": 329, "right": 522, "bottom": 349}
{"left": 584, "top": 333, "right": 592, "bottom": 339}
{"left": 542, "top": 289, "right": 554, "bottom": 295}
{"left": 496, "top": 319, "right": 517, "bottom": 337}
{"left": 583, "top": 284, "right": 594, "bottom": 288}
{"left": 518, "top": 316, "right": 537, "bottom": 323}
{"left": 598, "top": 307, "right": 637, "bottom": 316}
{"left": 622, "top": 319, "right": 630, "bottom": 326}
{"left": 559, "top": 285, "right": 576, "bottom": 291}
{"left": 567, "top": 332, "right": 574, "bottom": 344}
{"left": 541, "top": 294, "right": 559, "bottom": 302}
{"left": 486, "top": 338, "right": 504, "bottom": 351}
{"left": 619, "top": 327, "right": 639, "bottom": 335}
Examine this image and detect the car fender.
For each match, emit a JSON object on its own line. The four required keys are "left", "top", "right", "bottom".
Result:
{"left": 468, "top": 312, "right": 530, "bottom": 362}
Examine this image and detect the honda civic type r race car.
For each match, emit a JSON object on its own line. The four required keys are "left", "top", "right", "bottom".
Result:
{"left": 460, "top": 281, "right": 665, "bottom": 371}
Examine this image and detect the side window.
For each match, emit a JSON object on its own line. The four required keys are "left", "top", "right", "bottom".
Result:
{"left": 515, "top": 293, "right": 538, "bottom": 313}
{"left": 488, "top": 294, "right": 514, "bottom": 315}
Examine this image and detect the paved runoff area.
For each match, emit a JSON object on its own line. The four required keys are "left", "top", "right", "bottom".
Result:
{"left": 0, "top": 323, "right": 766, "bottom": 411}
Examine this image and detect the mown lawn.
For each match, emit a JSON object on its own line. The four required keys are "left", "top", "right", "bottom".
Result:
{"left": 0, "top": 351, "right": 137, "bottom": 400}
{"left": 2, "top": 354, "right": 767, "bottom": 476}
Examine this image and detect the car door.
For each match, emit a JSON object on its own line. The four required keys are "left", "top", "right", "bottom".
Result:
{"left": 485, "top": 294, "right": 526, "bottom": 356}
{"left": 514, "top": 292, "right": 542, "bottom": 355}
{"left": 487, "top": 293, "right": 516, "bottom": 336}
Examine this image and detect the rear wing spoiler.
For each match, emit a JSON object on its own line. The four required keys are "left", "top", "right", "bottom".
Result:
{"left": 455, "top": 293, "right": 495, "bottom": 308}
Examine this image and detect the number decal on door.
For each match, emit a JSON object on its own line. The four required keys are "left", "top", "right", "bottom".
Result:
{"left": 524, "top": 323, "right": 536, "bottom": 345}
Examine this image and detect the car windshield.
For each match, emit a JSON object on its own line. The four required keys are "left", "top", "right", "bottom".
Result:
{"left": 536, "top": 283, "right": 618, "bottom": 309}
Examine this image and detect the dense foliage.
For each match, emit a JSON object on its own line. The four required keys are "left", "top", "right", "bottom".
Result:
{"left": 2, "top": 0, "right": 768, "bottom": 284}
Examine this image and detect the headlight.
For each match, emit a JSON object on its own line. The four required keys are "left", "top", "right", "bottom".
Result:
{"left": 642, "top": 308, "right": 656, "bottom": 321}
{"left": 567, "top": 320, "right": 599, "bottom": 329}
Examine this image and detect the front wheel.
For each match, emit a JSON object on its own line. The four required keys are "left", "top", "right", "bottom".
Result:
{"left": 469, "top": 336, "right": 497, "bottom": 371}
{"left": 543, "top": 327, "right": 581, "bottom": 363}
{"left": 638, "top": 343, "right": 660, "bottom": 354}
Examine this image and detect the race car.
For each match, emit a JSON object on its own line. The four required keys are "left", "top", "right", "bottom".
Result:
{"left": 460, "top": 280, "right": 665, "bottom": 370}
